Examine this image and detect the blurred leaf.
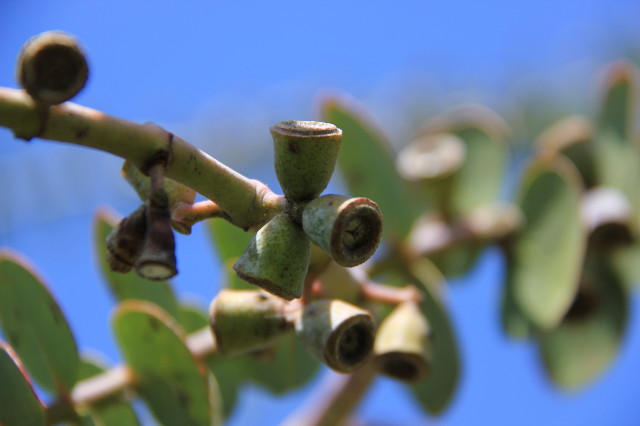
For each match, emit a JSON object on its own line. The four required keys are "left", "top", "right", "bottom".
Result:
{"left": 539, "top": 259, "right": 628, "bottom": 389}
{"left": 0, "top": 251, "right": 79, "bottom": 394}
{"left": 113, "top": 300, "right": 213, "bottom": 426}
{"left": 208, "top": 218, "right": 253, "bottom": 262}
{"left": 508, "top": 158, "right": 585, "bottom": 330}
{"left": 94, "top": 209, "right": 181, "bottom": 318}
{"left": 500, "top": 262, "right": 532, "bottom": 339}
{"left": 208, "top": 219, "right": 254, "bottom": 290}
{"left": 178, "top": 302, "right": 210, "bottom": 334}
{"left": 203, "top": 356, "right": 242, "bottom": 420}
{"left": 406, "top": 258, "right": 461, "bottom": 414}
{"left": 241, "top": 333, "right": 319, "bottom": 394}
{"left": 449, "top": 124, "right": 508, "bottom": 217}
{"left": 321, "top": 97, "right": 425, "bottom": 242}
{"left": 610, "top": 243, "right": 640, "bottom": 289}
{"left": 77, "top": 355, "right": 139, "bottom": 426}
{"left": 536, "top": 115, "right": 596, "bottom": 188}
{"left": 428, "top": 244, "right": 483, "bottom": 279}
{"left": 0, "top": 343, "right": 46, "bottom": 426}
{"left": 592, "top": 63, "right": 640, "bottom": 210}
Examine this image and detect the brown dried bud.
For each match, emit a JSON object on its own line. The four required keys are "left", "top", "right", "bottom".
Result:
{"left": 105, "top": 205, "right": 147, "bottom": 273}
{"left": 135, "top": 189, "right": 178, "bottom": 281}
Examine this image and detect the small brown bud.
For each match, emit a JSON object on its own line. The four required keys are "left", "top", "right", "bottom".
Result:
{"left": 135, "top": 189, "right": 178, "bottom": 281}
{"left": 105, "top": 205, "right": 147, "bottom": 273}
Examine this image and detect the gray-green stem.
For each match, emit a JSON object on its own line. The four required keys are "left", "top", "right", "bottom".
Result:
{"left": 0, "top": 87, "right": 285, "bottom": 230}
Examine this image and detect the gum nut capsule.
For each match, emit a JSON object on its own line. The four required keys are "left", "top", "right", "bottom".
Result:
{"left": 302, "top": 194, "right": 382, "bottom": 267}
{"left": 17, "top": 31, "right": 89, "bottom": 105}
{"left": 106, "top": 205, "right": 147, "bottom": 273}
{"left": 374, "top": 301, "right": 431, "bottom": 382}
{"left": 295, "top": 299, "right": 376, "bottom": 373}
{"left": 271, "top": 121, "right": 342, "bottom": 202}
{"left": 135, "top": 189, "right": 178, "bottom": 281}
{"left": 233, "top": 213, "right": 311, "bottom": 300}
{"left": 209, "top": 289, "right": 294, "bottom": 355}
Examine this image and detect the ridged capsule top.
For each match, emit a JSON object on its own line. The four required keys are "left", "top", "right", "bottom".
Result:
{"left": 271, "top": 121, "right": 341, "bottom": 137}
{"left": 271, "top": 120, "right": 343, "bottom": 202}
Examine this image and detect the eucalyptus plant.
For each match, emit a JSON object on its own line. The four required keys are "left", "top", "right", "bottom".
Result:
{"left": 0, "top": 31, "right": 638, "bottom": 426}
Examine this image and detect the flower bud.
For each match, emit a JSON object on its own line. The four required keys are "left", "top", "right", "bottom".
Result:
{"left": 105, "top": 205, "right": 147, "bottom": 273}
{"left": 374, "top": 302, "right": 431, "bottom": 382}
{"left": 295, "top": 299, "right": 375, "bottom": 373}
{"left": 271, "top": 121, "right": 342, "bottom": 202}
{"left": 233, "top": 213, "right": 311, "bottom": 300}
{"left": 16, "top": 31, "right": 88, "bottom": 105}
{"left": 135, "top": 189, "right": 178, "bottom": 280}
{"left": 302, "top": 195, "right": 382, "bottom": 267}
{"left": 209, "top": 289, "right": 294, "bottom": 355}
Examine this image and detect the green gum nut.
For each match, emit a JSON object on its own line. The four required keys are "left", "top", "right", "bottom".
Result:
{"left": 271, "top": 121, "right": 342, "bottom": 202}
{"left": 233, "top": 213, "right": 311, "bottom": 300}
{"left": 374, "top": 301, "right": 431, "bottom": 382}
{"left": 209, "top": 289, "right": 293, "bottom": 356}
{"left": 302, "top": 194, "right": 383, "bottom": 267}
{"left": 295, "top": 299, "right": 375, "bottom": 373}
{"left": 17, "top": 31, "right": 89, "bottom": 105}
{"left": 396, "top": 133, "right": 466, "bottom": 215}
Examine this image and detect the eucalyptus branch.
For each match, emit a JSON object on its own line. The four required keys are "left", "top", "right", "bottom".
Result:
{"left": 171, "top": 200, "right": 229, "bottom": 233}
{"left": 283, "top": 360, "right": 378, "bottom": 426}
{"left": 68, "top": 327, "right": 216, "bottom": 408}
{"left": 0, "top": 87, "right": 285, "bottom": 230}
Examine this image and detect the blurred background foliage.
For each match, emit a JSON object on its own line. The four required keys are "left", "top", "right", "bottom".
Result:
{"left": 2, "top": 2, "right": 640, "bottom": 425}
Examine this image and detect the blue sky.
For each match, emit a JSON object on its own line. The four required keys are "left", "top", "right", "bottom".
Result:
{"left": 2, "top": 2, "right": 640, "bottom": 425}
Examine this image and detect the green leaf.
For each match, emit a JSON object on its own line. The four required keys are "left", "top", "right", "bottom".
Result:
{"left": 610, "top": 242, "right": 640, "bottom": 290}
{"left": 208, "top": 219, "right": 254, "bottom": 290}
{"left": 208, "top": 218, "right": 253, "bottom": 262}
{"left": 500, "top": 265, "right": 532, "bottom": 339}
{"left": 204, "top": 356, "right": 242, "bottom": 420}
{"left": 241, "top": 333, "right": 319, "bottom": 394}
{"left": 321, "top": 97, "right": 425, "bottom": 242}
{"left": 407, "top": 259, "right": 461, "bottom": 414}
{"left": 0, "top": 343, "right": 46, "bottom": 426}
{"left": 445, "top": 112, "right": 509, "bottom": 217}
{"left": 592, "top": 63, "right": 640, "bottom": 211}
{"left": 539, "top": 258, "right": 628, "bottom": 389}
{"left": 178, "top": 302, "right": 209, "bottom": 334}
{"left": 94, "top": 209, "right": 181, "bottom": 318}
{"left": 77, "top": 355, "right": 139, "bottom": 426}
{"left": 428, "top": 244, "right": 483, "bottom": 279}
{"left": 0, "top": 251, "right": 80, "bottom": 394}
{"left": 508, "top": 158, "right": 585, "bottom": 329}
{"left": 113, "top": 300, "right": 213, "bottom": 426}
